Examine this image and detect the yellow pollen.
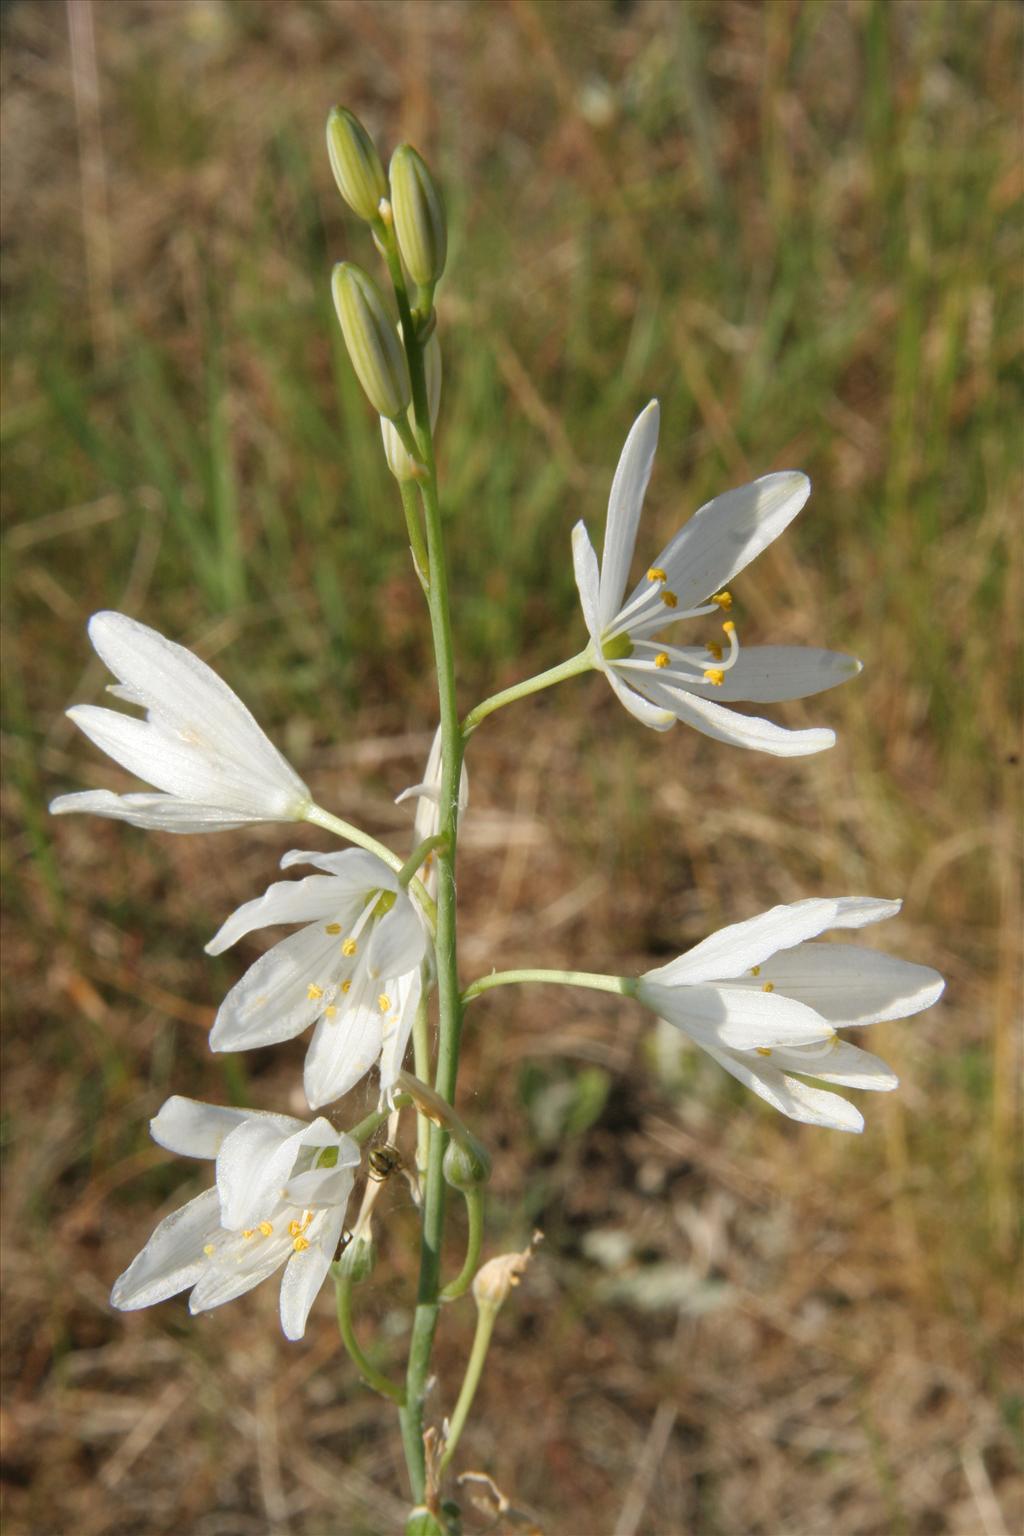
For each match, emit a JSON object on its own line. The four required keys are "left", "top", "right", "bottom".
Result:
{"left": 751, "top": 965, "right": 761, "bottom": 976}
{"left": 292, "top": 1236, "right": 310, "bottom": 1253}
{"left": 706, "top": 640, "right": 723, "bottom": 661}
{"left": 762, "top": 981, "right": 775, "bottom": 993}
{"left": 325, "top": 1005, "right": 338, "bottom": 1018}
{"left": 341, "top": 938, "right": 357, "bottom": 957}
{"left": 661, "top": 590, "right": 678, "bottom": 609}
{"left": 722, "top": 620, "right": 736, "bottom": 634}
{"left": 646, "top": 566, "right": 667, "bottom": 582}
{"left": 324, "top": 923, "right": 341, "bottom": 935}
{"left": 242, "top": 1230, "right": 254, "bottom": 1240}
{"left": 288, "top": 1219, "right": 302, "bottom": 1237}
{"left": 258, "top": 1221, "right": 273, "bottom": 1237}
{"left": 203, "top": 1243, "right": 216, "bottom": 1256}
{"left": 341, "top": 979, "right": 352, "bottom": 994}
{"left": 377, "top": 993, "right": 391, "bottom": 1013}
{"left": 307, "top": 983, "right": 324, "bottom": 1001}
{"left": 654, "top": 652, "right": 670, "bottom": 668}
{"left": 712, "top": 590, "right": 733, "bottom": 609}
{"left": 756, "top": 1047, "right": 772, "bottom": 1057}
{"left": 703, "top": 668, "right": 725, "bottom": 686}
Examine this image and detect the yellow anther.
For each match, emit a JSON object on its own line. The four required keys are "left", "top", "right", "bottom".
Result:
{"left": 203, "top": 1243, "right": 216, "bottom": 1256}
{"left": 756, "top": 1047, "right": 772, "bottom": 1058}
{"left": 242, "top": 1230, "right": 254, "bottom": 1240}
{"left": 324, "top": 923, "right": 341, "bottom": 935}
{"left": 341, "top": 979, "right": 352, "bottom": 994}
{"left": 703, "top": 668, "right": 725, "bottom": 686}
{"left": 258, "top": 1221, "right": 273, "bottom": 1237}
{"left": 325, "top": 1005, "right": 338, "bottom": 1018}
{"left": 292, "top": 1235, "right": 311, "bottom": 1253}
{"left": 646, "top": 566, "right": 667, "bottom": 582}
{"left": 307, "top": 983, "right": 324, "bottom": 1001}
{"left": 751, "top": 965, "right": 761, "bottom": 976}
{"left": 706, "top": 640, "right": 723, "bottom": 661}
{"left": 377, "top": 993, "right": 391, "bottom": 1013}
{"left": 654, "top": 652, "right": 670, "bottom": 669}
{"left": 342, "top": 938, "right": 357, "bottom": 956}
{"left": 712, "top": 590, "right": 732, "bottom": 610}
{"left": 762, "top": 981, "right": 774, "bottom": 993}
{"left": 661, "top": 590, "right": 678, "bottom": 609}
{"left": 722, "top": 620, "right": 736, "bottom": 635}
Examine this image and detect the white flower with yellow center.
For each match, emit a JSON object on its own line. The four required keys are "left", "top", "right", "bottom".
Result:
{"left": 637, "top": 897, "right": 944, "bottom": 1132}
{"left": 50, "top": 611, "right": 312, "bottom": 832}
{"left": 572, "top": 402, "right": 861, "bottom": 755}
{"left": 111, "top": 1096, "right": 360, "bottom": 1340}
{"left": 207, "top": 849, "right": 429, "bottom": 1108}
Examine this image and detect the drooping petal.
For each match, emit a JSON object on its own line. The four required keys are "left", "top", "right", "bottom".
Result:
{"left": 765, "top": 1036, "right": 898, "bottom": 1091}
{"left": 571, "top": 521, "right": 604, "bottom": 651}
{"left": 377, "top": 967, "right": 424, "bottom": 1098}
{"left": 303, "top": 968, "right": 387, "bottom": 1108}
{"left": 606, "top": 667, "right": 675, "bottom": 730}
{"left": 670, "top": 646, "right": 863, "bottom": 704}
{"left": 824, "top": 897, "right": 904, "bottom": 930}
{"left": 631, "top": 471, "right": 810, "bottom": 616}
{"left": 209, "top": 923, "right": 346, "bottom": 1052}
{"left": 598, "top": 400, "right": 660, "bottom": 628}
{"left": 188, "top": 1222, "right": 294, "bottom": 1313}
{"left": 279, "top": 1207, "right": 348, "bottom": 1340}
{"left": 205, "top": 875, "right": 353, "bottom": 956}
{"left": 703, "top": 1044, "right": 865, "bottom": 1133}
{"left": 644, "top": 898, "right": 859, "bottom": 988}
{"left": 48, "top": 790, "right": 262, "bottom": 832}
{"left": 149, "top": 1096, "right": 279, "bottom": 1159}
{"left": 638, "top": 980, "right": 834, "bottom": 1050}
{"left": 722, "top": 941, "right": 944, "bottom": 1027}
{"left": 630, "top": 676, "right": 835, "bottom": 756}
{"left": 111, "top": 1186, "right": 222, "bottom": 1310}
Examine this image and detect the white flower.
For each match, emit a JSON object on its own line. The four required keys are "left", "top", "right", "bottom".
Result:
{"left": 394, "top": 725, "right": 469, "bottom": 899}
{"left": 637, "top": 897, "right": 944, "bottom": 1132}
{"left": 206, "top": 849, "right": 429, "bottom": 1108}
{"left": 50, "top": 611, "right": 312, "bottom": 832}
{"left": 572, "top": 402, "right": 861, "bottom": 755}
{"left": 111, "top": 1096, "right": 359, "bottom": 1340}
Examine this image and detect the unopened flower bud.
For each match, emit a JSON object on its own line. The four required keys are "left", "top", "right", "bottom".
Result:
{"left": 389, "top": 145, "right": 447, "bottom": 287}
{"left": 334, "top": 1233, "right": 376, "bottom": 1285}
{"left": 332, "top": 263, "right": 411, "bottom": 420}
{"left": 443, "top": 1131, "right": 491, "bottom": 1192}
{"left": 326, "top": 107, "right": 388, "bottom": 223}
{"left": 381, "top": 329, "right": 441, "bottom": 480}
{"left": 472, "top": 1232, "right": 543, "bottom": 1312}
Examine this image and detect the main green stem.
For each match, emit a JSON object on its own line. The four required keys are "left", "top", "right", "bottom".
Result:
{"left": 386, "top": 235, "right": 466, "bottom": 1502}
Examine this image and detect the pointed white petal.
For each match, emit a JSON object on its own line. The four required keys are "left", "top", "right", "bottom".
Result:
{"left": 279, "top": 1207, "right": 348, "bottom": 1340}
{"left": 598, "top": 401, "right": 660, "bottom": 628}
{"left": 633, "top": 678, "right": 835, "bottom": 756}
{"left": 377, "top": 968, "right": 424, "bottom": 1098}
{"left": 639, "top": 980, "right": 833, "bottom": 1050}
{"left": 723, "top": 941, "right": 944, "bottom": 1027}
{"left": 149, "top": 1097, "right": 268, "bottom": 1159}
{"left": 826, "top": 897, "right": 904, "bottom": 929}
{"left": 571, "top": 521, "right": 604, "bottom": 649}
{"left": 49, "top": 790, "right": 261, "bottom": 832}
{"left": 704, "top": 1045, "right": 864, "bottom": 1133}
{"left": 365, "top": 895, "right": 427, "bottom": 980}
{"left": 303, "top": 975, "right": 385, "bottom": 1108}
{"left": 767, "top": 1036, "right": 898, "bottom": 1090}
{"left": 216, "top": 1117, "right": 312, "bottom": 1230}
{"left": 680, "top": 647, "right": 863, "bottom": 704}
{"left": 110, "top": 1186, "right": 222, "bottom": 1310}
{"left": 280, "top": 847, "right": 397, "bottom": 894}
{"left": 629, "top": 471, "right": 810, "bottom": 615}
{"left": 644, "top": 899, "right": 855, "bottom": 987}
{"left": 205, "top": 875, "right": 350, "bottom": 955}
{"left": 209, "top": 925, "right": 344, "bottom": 1052}
{"left": 188, "top": 1225, "right": 293, "bottom": 1312}
{"left": 607, "top": 667, "right": 675, "bottom": 730}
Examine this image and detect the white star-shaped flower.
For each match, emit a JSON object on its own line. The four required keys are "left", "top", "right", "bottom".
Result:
{"left": 572, "top": 403, "right": 861, "bottom": 755}
{"left": 636, "top": 897, "right": 944, "bottom": 1132}
{"left": 111, "top": 1096, "right": 360, "bottom": 1340}
{"left": 50, "top": 612, "right": 312, "bottom": 832}
{"left": 207, "top": 849, "right": 429, "bottom": 1108}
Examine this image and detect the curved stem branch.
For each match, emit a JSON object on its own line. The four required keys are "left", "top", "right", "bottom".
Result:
{"left": 462, "top": 968, "right": 637, "bottom": 1006}
{"left": 333, "top": 1270, "right": 405, "bottom": 1405}
{"left": 461, "top": 649, "right": 594, "bottom": 738}
{"left": 440, "top": 1187, "right": 485, "bottom": 1302}
{"left": 438, "top": 1302, "right": 499, "bottom": 1474}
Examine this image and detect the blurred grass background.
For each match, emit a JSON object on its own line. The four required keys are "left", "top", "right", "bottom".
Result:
{"left": 2, "top": 1, "right": 1021, "bottom": 1533}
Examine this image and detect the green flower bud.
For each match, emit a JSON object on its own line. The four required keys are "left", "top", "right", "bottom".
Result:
{"left": 333, "top": 1233, "right": 376, "bottom": 1285}
{"left": 326, "top": 107, "right": 388, "bottom": 223}
{"left": 381, "top": 329, "right": 442, "bottom": 481}
{"left": 443, "top": 1132, "right": 491, "bottom": 1192}
{"left": 389, "top": 144, "right": 447, "bottom": 287}
{"left": 332, "top": 263, "right": 411, "bottom": 420}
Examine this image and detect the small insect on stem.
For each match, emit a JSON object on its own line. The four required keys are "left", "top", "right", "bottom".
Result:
{"left": 367, "top": 1144, "right": 404, "bottom": 1182}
